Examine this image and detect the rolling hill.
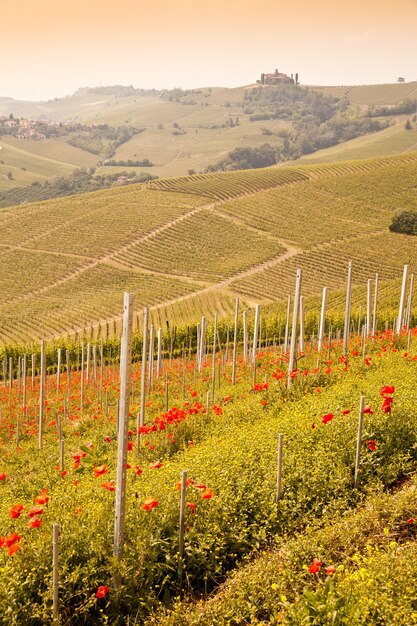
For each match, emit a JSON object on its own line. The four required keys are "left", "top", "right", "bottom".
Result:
{"left": 1, "top": 81, "right": 416, "bottom": 193}
{"left": 0, "top": 152, "right": 415, "bottom": 346}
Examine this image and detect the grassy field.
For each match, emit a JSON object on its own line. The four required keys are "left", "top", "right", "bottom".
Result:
{"left": 0, "top": 152, "right": 415, "bottom": 345}
{"left": 295, "top": 121, "right": 417, "bottom": 164}
{"left": 0, "top": 137, "right": 97, "bottom": 190}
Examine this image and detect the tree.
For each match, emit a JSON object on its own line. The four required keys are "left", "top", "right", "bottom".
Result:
{"left": 389, "top": 210, "right": 417, "bottom": 235}
{"left": 6, "top": 172, "right": 13, "bottom": 180}
{"left": 405, "top": 119, "right": 412, "bottom": 130}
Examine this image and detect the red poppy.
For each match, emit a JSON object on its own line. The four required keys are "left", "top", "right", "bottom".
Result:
{"left": 0, "top": 473, "right": 6, "bottom": 481}
{"left": 201, "top": 488, "right": 214, "bottom": 499}
{"left": 176, "top": 478, "right": 194, "bottom": 490}
{"left": 34, "top": 495, "right": 49, "bottom": 505}
{"left": 10, "top": 504, "right": 24, "bottom": 519}
{"left": 104, "top": 436, "right": 111, "bottom": 443}
{"left": 134, "top": 465, "right": 143, "bottom": 476}
{"left": 186, "top": 502, "right": 196, "bottom": 514}
{"left": 308, "top": 558, "right": 322, "bottom": 574}
{"left": 322, "top": 413, "right": 334, "bottom": 424}
{"left": 28, "top": 516, "right": 42, "bottom": 529}
{"left": 405, "top": 518, "right": 415, "bottom": 525}
{"left": 3, "top": 533, "right": 21, "bottom": 548}
{"left": 365, "top": 439, "right": 377, "bottom": 451}
{"left": 363, "top": 405, "right": 373, "bottom": 415}
{"left": 7, "top": 543, "right": 20, "bottom": 556}
{"left": 342, "top": 409, "right": 351, "bottom": 415}
{"left": 325, "top": 565, "right": 336, "bottom": 576}
{"left": 380, "top": 385, "right": 395, "bottom": 396}
{"left": 194, "top": 483, "right": 207, "bottom": 490}
{"left": 149, "top": 460, "right": 163, "bottom": 469}
{"left": 28, "top": 506, "right": 44, "bottom": 518}
{"left": 102, "top": 481, "right": 115, "bottom": 492}
{"left": 143, "top": 498, "right": 158, "bottom": 511}
{"left": 93, "top": 465, "right": 108, "bottom": 478}
{"left": 96, "top": 585, "right": 109, "bottom": 599}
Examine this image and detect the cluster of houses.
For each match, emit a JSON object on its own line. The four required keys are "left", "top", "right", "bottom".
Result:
{"left": 0, "top": 116, "right": 46, "bottom": 140}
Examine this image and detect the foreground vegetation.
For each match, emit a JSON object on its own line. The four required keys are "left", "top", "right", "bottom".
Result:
{"left": 0, "top": 325, "right": 416, "bottom": 623}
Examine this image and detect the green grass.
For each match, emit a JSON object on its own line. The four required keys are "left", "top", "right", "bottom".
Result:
{"left": 295, "top": 121, "right": 417, "bottom": 164}
{"left": 310, "top": 82, "right": 417, "bottom": 105}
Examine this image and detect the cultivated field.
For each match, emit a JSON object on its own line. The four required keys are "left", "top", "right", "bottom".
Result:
{"left": 0, "top": 152, "right": 415, "bottom": 346}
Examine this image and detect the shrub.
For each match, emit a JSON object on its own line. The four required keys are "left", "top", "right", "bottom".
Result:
{"left": 389, "top": 210, "right": 417, "bottom": 236}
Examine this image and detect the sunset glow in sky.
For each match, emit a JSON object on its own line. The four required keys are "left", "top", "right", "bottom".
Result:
{"left": 2, "top": 0, "right": 417, "bottom": 100}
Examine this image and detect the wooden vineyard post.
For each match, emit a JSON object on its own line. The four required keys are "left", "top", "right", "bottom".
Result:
{"left": 157, "top": 328, "right": 162, "bottom": 378}
{"left": 137, "top": 308, "right": 148, "bottom": 449}
{"left": 99, "top": 341, "right": 104, "bottom": 407}
{"left": 52, "top": 523, "right": 59, "bottom": 623}
{"left": 86, "top": 343, "right": 91, "bottom": 383}
{"left": 252, "top": 304, "right": 260, "bottom": 367}
{"left": 406, "top": 273, "right": 414, "bottom": 332}
{"left": 39, "top": 341, "right": 45, "bottom": 450}
{"left": 243, "top": 310, "right": 248, "bottom": 361}
{"left": 31, "top": 353, "right": 35, "bottom": 390}
{"left": 178, "top": 470, "right": 187, "bottom": 587}
{"left": 366, "top": 279, "right": 372, "bottom": 337}
{"left": 22, "top": 354, "right": 27, "bottom": 414}
{"left": 93, "top": 344, "right": 97, "bottom": 381}
{"left": 57, "top": 348, "right": 61, "bottom": 393}
{"left": 65, "top": 350, "right": 71, "bottom": 408}
{"left": 372, "top": 273, "right": 379, "bottom": 337}
{"left": 287, "top": 269, "right": 302, "bottom": 388}
{"left": 276, "top": 433, "right": 284, "bottom": 503}
{"left": 299, "top": 295, "right": 305, "bottom": 354}
{"left": 211, "top": 314, "right": 217, "bottom": 402}
{"left": 80, "top": 342, "right": 85, "bottom": 411}
{"left": 114, "top": 292, "right": 134, "bottom": 563}
{"left": 198, "top": 317, "right": 206, "bottom": 372}
{"left": 343, "top": 261, "right": 353, "bottom": 356}
{"left": 354, "top": 396, "right": 365, "bottom": 489}
{"left": 9, "top": 356, "right": 13, "bottom": 389}
{"left": 59, "top": 437, "right": 64, "bottom": 470}
{"left": 396, "top": 264, "right": 409, "bottom": 335}
{"left": 148, "top": 324, "right": 154, "bottom": 398}
{"left": 232, "top": 298, "right": 239, "bottom": 385}
{"left": 225, "top": 325, "right": 230, "bottom": 363}
{"left": 317, "top": 287, "right": 328, "bottom": 353}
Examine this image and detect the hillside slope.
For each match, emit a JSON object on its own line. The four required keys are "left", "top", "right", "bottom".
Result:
{"left": 0, "top": 152, "right": 415, "bottom": 345}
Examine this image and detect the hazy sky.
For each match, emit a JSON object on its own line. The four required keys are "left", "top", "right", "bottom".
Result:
{"left": 2, "top": 0, "right": 417, "bottom": 101}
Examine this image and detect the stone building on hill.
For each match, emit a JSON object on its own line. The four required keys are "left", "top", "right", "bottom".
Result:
{"left": 258, "top": 70, "right": 294, "bottom": 85}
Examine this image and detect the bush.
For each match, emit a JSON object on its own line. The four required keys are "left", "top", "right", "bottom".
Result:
{"left": 389, "top": 210, "right": 417, "bottom": 235}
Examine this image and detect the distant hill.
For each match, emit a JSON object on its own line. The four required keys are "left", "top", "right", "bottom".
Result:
{"left": 1, "top": 81, "right": 417, "bottom": 200}
{"left": 0, "top": 152, "right": 415, "bottom": 346}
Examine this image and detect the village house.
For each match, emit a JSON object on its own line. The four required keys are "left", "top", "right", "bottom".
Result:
{"left": 257, "top": 69, "right": 294, "bottom": 85}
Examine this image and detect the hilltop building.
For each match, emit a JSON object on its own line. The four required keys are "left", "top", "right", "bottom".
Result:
{"left": 257, "top": 70, "right": 294, "bottom": 85}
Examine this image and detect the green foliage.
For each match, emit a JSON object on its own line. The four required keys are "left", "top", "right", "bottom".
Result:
{"left": 67, "top": 125, "right": 141, "bottom": 159}
{"left": 389, "top": 210, "right": 417, "bottom": 236}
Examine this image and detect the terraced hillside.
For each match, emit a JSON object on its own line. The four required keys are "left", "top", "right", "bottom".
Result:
{"left": 0, "top": 152, "right": 416, "bottom": 345}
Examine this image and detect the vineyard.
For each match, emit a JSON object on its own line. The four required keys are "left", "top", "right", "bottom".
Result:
{"left": 0, "top": 141, "right": 416, "bottom": 623}
{"left": 0, "top": 152, "right": 415, "bottom": 346}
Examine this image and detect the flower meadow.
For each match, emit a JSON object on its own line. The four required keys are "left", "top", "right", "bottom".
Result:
{"left": 0, "top": 326, "right": 417, "bottom": 624}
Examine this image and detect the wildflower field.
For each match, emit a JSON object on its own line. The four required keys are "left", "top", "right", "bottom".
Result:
{"left": 0, "top": 308, "right": 417, "bottom": 624}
